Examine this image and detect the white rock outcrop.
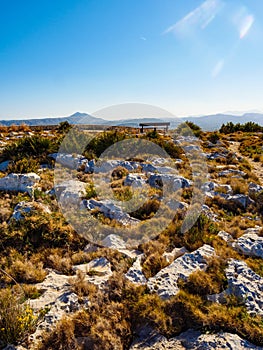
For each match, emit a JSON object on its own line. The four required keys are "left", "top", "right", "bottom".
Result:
{"left": 83, "top": 199, "right": 140, "bottom": 226}
{"left": 217, "top": 230, "right": 234, "bottom": 243}
{"left": 225, "top": 194, "right": 254, "bottom": 209}
{"left": 148, "top": 174, "right": 192, "bottom": 191}
{"left": 249, "top": 182, "right": 263, "bottom": 196}
{"left": 73, "top": 257, "right": 112, "bottom": 277}
{"left": 166, "top": 199, "right": 188, "bottom": 211}
{"left": 49, "top": 153, "right": 88, "bottom": 170}
{"left": 233, "top": 233, "right": 263, "bottom": 258}
{"left": 130, "top": 328, "right": 261, "bottom": 349}
{"left": 28, "top": 269, "right": 84, "bottom": 340}
{"left": 73, "top": 257, "right": 113, "bottom": 288}
{"left": 224, "top": 259, "right": 263, "bottom": 316}
{"left": 10, "top": 201, "right": 51, "bottom": 221}
{"left": 0, "top": 173, "right": 40, "bottom": 196}
{"left": 55, "top": 180, "right": 86, "bottom": 206}
{"left": 147, "top": 245, "right": 215, "bottom": 299}
{"left": 218, "top": 169, "right": 246, "bottom": 177}
{"left": 101, "top": 234, "right": 141, "bottom": 258}
{"left": 124, "top": 173, "right": 146, "bottom": 187}
{"left": 125, "top": 255, "right": 147, "bottom": 285}
{"left": 163, "top": 247, "right": 188, "bottom": 264}
{"left": 102, "top": 234, "right": 127, "bottom": 250}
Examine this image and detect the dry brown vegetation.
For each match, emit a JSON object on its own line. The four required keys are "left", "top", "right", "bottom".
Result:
{"left": 0, "top": 126, "right": 263, "bottom": 348}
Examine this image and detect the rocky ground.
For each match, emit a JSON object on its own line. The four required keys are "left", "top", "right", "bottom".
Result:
{"left": 0, "top": 125, "right": 262, "bottom": 349}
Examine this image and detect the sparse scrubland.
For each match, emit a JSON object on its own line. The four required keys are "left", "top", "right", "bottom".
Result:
{"left": 0, "top": 122, "right": 262, "bottom": 349}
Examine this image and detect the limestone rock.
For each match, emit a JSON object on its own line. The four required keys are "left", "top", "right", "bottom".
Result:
{"left": 221, "top": 194, "right": 254, "bottom": 209}
{"left": 49, "top": 153, "right": 88, "bottom": 170}
{"left": 125, "top": 255, "right": 147, "bottom": 285}
{"left": 73, "top": 257, "right": 111, "bottom": 277}
{"left": 0, "top": 173, "right": 40, "bottom": 196}
{"left": 10, "top": 201, "right": 51, "bottom": 222}
{"left": 28, "top": 269, "right": 81, "bottom": 339}
{"left": 218, "top": 169, "right": 246, "bottom": 177}
{"left": 55, "top": 180, "right": 86, "bottom": 206}
{"left": 95, "top": 160, "right": 139, "bottom": 173}
{"left": 224, "top": 259, "right": 263, "bottom": 316}
{"left": 218, "top": 230, "right": 234, "bottom": 243}
{"left": 166, "top": 199, "right": 188, "bottom": 211}
{"left": 163, "top": 247, "right": 188, "bottom": 264}
{"left": 148, "top": 174, "right": 192, "bottom": 191}
{"left": 124, "top": 173, "right": 146, "bottom": 187}
{"left": 130, "top": 328, "right": 261, "bottom": 349}
{"left": 147, "top": 245, "right": 215, "bottom": 299}
{"left": 201, "top": 181, "right": 233, "bottom": 197}
{"left": 233, "top": 233, "right": 263, "bottom": 258}
{"left": 101, "top": 234, "right": 127, "bottom": 250}
{"left": 249, "top": 182, "right": 263, "bottom": 196}
{"left": 83, "top": 199, "right": 140, "bottom": 226}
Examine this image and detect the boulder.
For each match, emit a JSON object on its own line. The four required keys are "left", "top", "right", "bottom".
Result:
{"left": 73, "top": 257, "right": 112, "bottom": 276}
{"left": 218, "top": 230, "right": 234, "bottom": 243}
{"left": 233, "top": 233, "right": 263, "bottom": 258}
{"left": 224, "top": 259, "right": 263, "bottom": 316}
{"left": 129, "top": 328, "right": 261, "bottom": 349}
{"left": 94, "top": 160, "right": 139, "bottom": 173}
{"left": 249, "top": 182, "right": 263, "bottom": 196}
{"left": 49, "top": 153, "right": 88, "bottom": 170}
{"left": 83, "top": 199, "right": 140, "bottom": 226}
{"left": 125, "top": 255, "right": 147, "bottom": 285}
{"left": 166, "top": 199, "right": 188, "bottom": 211}
{"left": 0, "top": 173, "right": 40, "bottom": 196}
{"left": 147, "top": 245, "right": 215, "bottom": 299}
{"left": 10, "top": 201, "right": 51, "bottom": 221}
{"left": 148, "top": 174, "right": 192, "bottom": 191}
{"left": 163, "top": 247, "right": 188, "bottom": 264}
{"left": 201, "top": 181, "right": 233, "bottom": 197}
{"left": 207, "top": 152, "right": 227, "bottom": 160}
{"left": 225, "top": 194, "right": 254, "bottom": 209}
{"left": 218, "top": 169, "right": 246, "bottom": 177}
{"left": 139, "top": 163, "right": 156, "bottom": 173}
{"left": 101, "top": 234, "right": 141, "bottom": 258}
{"left": 124, "top": 173, "right": 146, "bottom": 187}
{"left": 101, "top": 234, "right": 127, "bottom": 250}
{"left": 55, "top": 180, "right": 86, "bottom": 206}
{"left": 184, "top": 145, "right": 200, "bottom": 152}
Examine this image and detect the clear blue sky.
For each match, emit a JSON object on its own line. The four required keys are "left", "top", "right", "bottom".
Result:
{"left": 0, "top": 0, "right": 263, "bottom": 119}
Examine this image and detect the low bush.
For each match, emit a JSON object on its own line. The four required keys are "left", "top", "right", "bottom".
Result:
{"left": 0, "top": 288, "right": 37, "bottom": 348}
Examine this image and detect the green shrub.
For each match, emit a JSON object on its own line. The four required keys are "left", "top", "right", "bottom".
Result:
{"left": 2, "top": 135, "right": 57, "bottom": 163}
{"left": 7, "top": 158, "right": 39, "bottom": 174}
{"left": 0, "top": 288, "right": 37, "bottom": 347}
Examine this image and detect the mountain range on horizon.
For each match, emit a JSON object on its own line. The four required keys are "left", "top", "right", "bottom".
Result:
{"left": 0, "top": 111, "right": 263, "bottom": 131}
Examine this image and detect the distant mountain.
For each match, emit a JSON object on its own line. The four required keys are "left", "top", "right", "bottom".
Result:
{"left": 0, "top": 111, "right": 262, "bottom": 131}
{"left": 0, "top": 112, "right": 107, "bottom": 126}
{"left": 184, "top": 113, "right": 263, "bottom": 131}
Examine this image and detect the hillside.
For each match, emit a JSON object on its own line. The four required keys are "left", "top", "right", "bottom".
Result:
{"left": 0, "top": 123, "right": 262, "bottom": 349}
{"left": 0, "top": 112, "right": 107, "bottom": 127}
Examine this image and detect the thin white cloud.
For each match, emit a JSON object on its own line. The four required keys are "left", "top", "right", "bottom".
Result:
{"left": 212, "top": 59, "right": 224, "bottom": 77}
{"left": 233, "top": 7, "right": 255, "bottom": 39}
{"left": 140, "top": 36, "right": 147, "bottom": 41}
{"left": 163, "top": 0, "right": 224, "bottom": 36}
{"left": 239, "top": 15, "right": 254, "bottom": 39}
